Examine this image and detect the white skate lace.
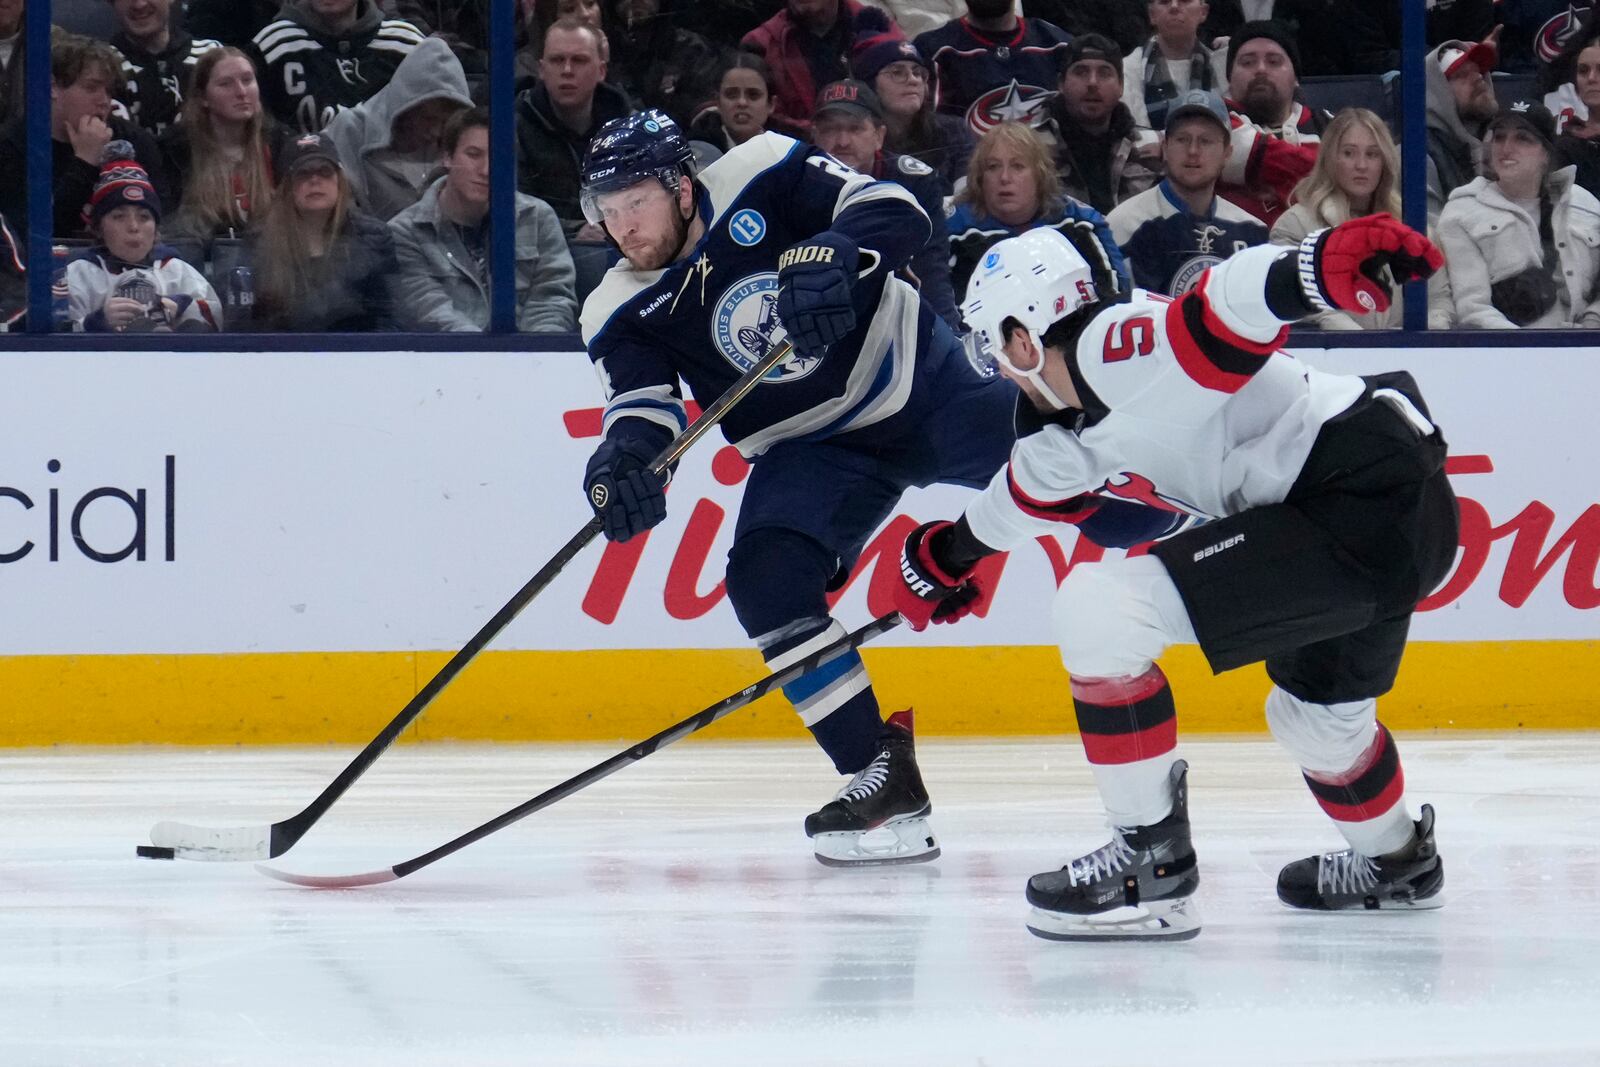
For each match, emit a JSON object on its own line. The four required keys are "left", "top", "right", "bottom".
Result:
{"left": 836, "top": 750, "right": 890, "bottom": 803}
{"left": 1316, "top": 850, "right": 1380, "bottom": 897}
{"left": 1066, "top": 830, "right": 1137, "bottom": 887}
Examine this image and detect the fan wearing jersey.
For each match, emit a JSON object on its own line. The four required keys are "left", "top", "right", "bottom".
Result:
{"left": 892, "top": 214, "right": 1455, "bottom": 939}
{"left": 576, "top": 109, "right": 1178, "bottom": 869}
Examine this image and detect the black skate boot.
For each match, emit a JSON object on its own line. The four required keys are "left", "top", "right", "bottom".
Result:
{"left": 804, "top": 709, "right": 940, "bottom": 867}
{"left": 1277, "top": 804, "right": 1443, "bottom": 911}
{"left": 1025, "top": 760, "right": 1200, "bottom": 941}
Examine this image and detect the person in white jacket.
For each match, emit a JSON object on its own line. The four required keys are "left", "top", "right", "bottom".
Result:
{"left": 1438, "top": 101, "right": 1600, "bottom": 329}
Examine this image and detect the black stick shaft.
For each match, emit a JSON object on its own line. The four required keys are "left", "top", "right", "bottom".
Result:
{"left": 390, "top": 612, "right": 903, "bottom": 879}
{"left": 267, "top": 341, "right": 795, "bottom": 856}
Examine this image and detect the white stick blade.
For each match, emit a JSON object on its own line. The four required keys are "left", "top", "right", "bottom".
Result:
{"left": 254, "top": 864, "right": 399, "bottom": 889}
{"left": 148, "top": 820, "right": 271, "bottom": 861}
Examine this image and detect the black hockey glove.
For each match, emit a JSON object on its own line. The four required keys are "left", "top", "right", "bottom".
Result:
{"left": 775, "top": 231, "right": 859, "bottom": 361}
{"left": 584, "top": 436, "right": 667, "bottom": 543}
{"left": 892, "top": 520, "right": 994, "bottom": 631}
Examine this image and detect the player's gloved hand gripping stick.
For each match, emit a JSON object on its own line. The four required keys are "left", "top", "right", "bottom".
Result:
{"left": 142, "top": 339, "right": 799, "bottom": 862}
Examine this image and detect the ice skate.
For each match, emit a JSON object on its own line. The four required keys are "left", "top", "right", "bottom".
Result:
{"left": 1277, "top": 804, "right": 1443, "bottom": 911}
{"left": 805, "top": 710, "right": 940, "bottom": 867}
{"left": 1026, "top": 760, "right": 1200, "bottom": 942}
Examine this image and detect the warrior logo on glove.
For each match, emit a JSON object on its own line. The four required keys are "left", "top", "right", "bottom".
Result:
{"left": 589, "top": 483, "right": 610, "bottom": 509}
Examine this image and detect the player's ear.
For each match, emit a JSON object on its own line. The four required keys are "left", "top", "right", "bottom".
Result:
{"left": 677, "top": 175, "right": 694, "bottom": 216}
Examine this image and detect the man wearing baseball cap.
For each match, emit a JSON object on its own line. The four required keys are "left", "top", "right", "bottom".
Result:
{"left": 1038, "top": 33, "right": 1160, "bottom": 215}
{"left": 1108, "top": 88, "right": 1268, "bottom": 297}
{"left": 811, "top": 78, "right": 957, "bottom": 326}
{"left": 1425, "top": 30, "right": 1501, "bottom": 224}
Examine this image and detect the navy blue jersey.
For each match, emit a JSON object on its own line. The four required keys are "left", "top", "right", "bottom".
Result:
{"left": 872, "top": 150, "right": 958, "bottom": 328}
{"left": 580, "top": 133, "right": 933, "bottom": 459}
{"left": 1106, "top": 181, "right": 1270, "bottom": 298}
{"left": 913, "top": 17, "right": 1073, "bottom": 138}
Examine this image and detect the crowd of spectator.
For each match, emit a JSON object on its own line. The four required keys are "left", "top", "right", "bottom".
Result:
{"left": 2, "top": 0, "right": 1600, "bottom": 334}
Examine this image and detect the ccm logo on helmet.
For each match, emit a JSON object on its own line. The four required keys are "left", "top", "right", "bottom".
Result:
{"left": 778, "top": 245, "right": 835, "bottom": 271}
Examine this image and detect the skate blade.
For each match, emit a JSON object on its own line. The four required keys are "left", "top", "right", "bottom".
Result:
{"left": 1282, "top": 892, "right": 1445, "bottom": 913}
{"left": 1026, "top": 897, "right": 1201, "bottom": 942}
{"left": 813, "top": 816, "right": 940, "bottom": 868}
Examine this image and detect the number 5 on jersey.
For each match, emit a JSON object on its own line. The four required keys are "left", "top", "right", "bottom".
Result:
{"left": 1103, "top": 315, "right": 1156, "bottom": 363}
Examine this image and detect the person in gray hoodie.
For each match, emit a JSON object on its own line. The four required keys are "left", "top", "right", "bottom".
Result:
{"left": 1426, "top": 34, "right": 1499, "bottom": 225}
{"left": 388, "top": 106, "right": 577, "bottom": 332}
{"left": 323, "top": 36, "right": 473, "bottom": 221}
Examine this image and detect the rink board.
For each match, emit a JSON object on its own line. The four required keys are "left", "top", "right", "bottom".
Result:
{"left": 1, "top": 347, "right": 1596, "bottom": 744}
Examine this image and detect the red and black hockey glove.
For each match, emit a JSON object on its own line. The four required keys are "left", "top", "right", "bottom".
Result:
{"left": 892, "top": 520, "right": 992, "bottom": 631}
{"left": 1298, "top": 213, "right": 1443, "bottom": 315}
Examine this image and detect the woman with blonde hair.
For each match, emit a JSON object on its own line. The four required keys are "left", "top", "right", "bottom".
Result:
{"left": 161, "top": 47, "right": 282, "bottom": 249}
{"left": 1272, "top": 108, "right": 1410, "bottom": 330}
{"left": 244, "top": 131, "right": 397, "bottom": 331}
{"left": 945, "top": 121, "right": 1127, "bottom": 301}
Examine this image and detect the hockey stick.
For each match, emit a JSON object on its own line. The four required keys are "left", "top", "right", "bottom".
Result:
{"left": 255, "top": 612, "right": 905, "bottom": 888}
{"left": 145, "top": 339, "right": 797, "bottom": 862}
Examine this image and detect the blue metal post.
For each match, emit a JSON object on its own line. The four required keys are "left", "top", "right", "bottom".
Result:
{"left": 24, "top": 0, "right": 53, "bottom": 334}
{"left": 488, "top": 0, "right": 517, "bottom": 333}
{"left": 1400, "top": 0, "right": 1428, "bottom": 331}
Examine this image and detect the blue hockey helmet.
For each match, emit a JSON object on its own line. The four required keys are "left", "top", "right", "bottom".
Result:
{"left": 580, "top": 109, "right": 698, "bottom": 225}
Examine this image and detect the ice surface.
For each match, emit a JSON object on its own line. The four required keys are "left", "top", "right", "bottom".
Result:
{"left": 3, "top": 736, "right": 1598, "bottom": 1066}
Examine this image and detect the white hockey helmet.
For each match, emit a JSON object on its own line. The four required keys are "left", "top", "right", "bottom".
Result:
{"left": 958, "top": 228, "right": 1099, "bottom": 410}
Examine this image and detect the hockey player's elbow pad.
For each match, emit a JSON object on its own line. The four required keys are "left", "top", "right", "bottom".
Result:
{"left": 775, "top": 231, "right": 860, "bottom": 361}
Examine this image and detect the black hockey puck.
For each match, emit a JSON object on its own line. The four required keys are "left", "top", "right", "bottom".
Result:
{"left": 136, "top": 845, "right": 177, "bottom": 860}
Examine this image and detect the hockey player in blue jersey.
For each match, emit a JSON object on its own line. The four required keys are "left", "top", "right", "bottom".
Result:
{"left": 575, "top": 109, "right": 1180, "bottom": 867}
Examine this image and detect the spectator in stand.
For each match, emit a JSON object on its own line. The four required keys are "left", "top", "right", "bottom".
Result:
{"left": 1494, "top": 0, "right": 1593, "bottom": 75}
{"left": 1348, "top": 0, "right": 1493, "bottom": 75}
{"left": 809, "top": 77, "right": 957, "bottom": 325}
{"left": 0, "top": 210, "right": 23, "bottom": 330}
{"left": 945, "top": 120, "right": 1128, "bottom": 300}
{"left": 185, "top": 0, "right": 280, "bottom": 51}
{"left": 1438, "top": 102, "right": 1600, "bottom": 329}
{"left": 914, "top": 0, "right": 1071, "bottom": 139}
{"left": 63, "top": 142, "right": 221, "bottom": 332}
{"left": 1216, "top": 20, "right": 1323, "bottom": 224}
{"left": 389, "top": 107, "right": 577, "bottom": 332}
{"left": 161, "top": 47, "right": 283, "bottom": 251}
{"left": 1544, "top": 29, "right": 1600, "bottom": 197}
{"left": 388, "top": 0, "right": 492, "bottom": 80}
{"left": 0, "top": 0, "right": 23, "bottom": 126}
{"left": 1271, "top": 107, "right": 1412, "bottom": 330}
{"left": 1425, "top": 32, "right": 1499, "bottom": 225}
{"left": 1108, "top": 88, "right": 1265, "bottom": 297}
{"left": 108, "top": 0, "right": 221, "bottom": 137}
{"left": 0, "top": 30, "right": 171, "bottom": 240}
{"left": 741, "top": 0, "right": 901, "bottom": 136}
{"left": 245, "top": 130, "right": 398, "bottom": 330}
{"left": 1038, "top": 33, "right": 1161, "bottom": 215}
{"left": 251, "top": 0, "right": 426, "bottom": 133}
{"left": 515, "top": 17, "right": 631, "bottom": 240}
{"left": 1023, "top": 0, "right": 1152, "bottom": 55}
{"left": 851, "top": 31, "right": 972, "bottom": 196}
{"left": 690, "top": 52, "right": 805, "bottom": 149}
{"left": 322, "top": 37, "right": 472, "bottom": 221}
{"left": 604, "top": 0, "right": 722, "bottom": 129}
{"left": 1122, "top": 0, "right": 1227, "bottom": 131}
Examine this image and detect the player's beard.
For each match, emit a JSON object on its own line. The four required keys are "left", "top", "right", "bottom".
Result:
{"left": 623, "top": 201, "right": 694, "bottom": 271}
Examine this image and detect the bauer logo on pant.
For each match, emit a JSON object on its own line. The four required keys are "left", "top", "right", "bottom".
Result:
{"left": 712, "top": 272, "right": 820, "bottom": 382}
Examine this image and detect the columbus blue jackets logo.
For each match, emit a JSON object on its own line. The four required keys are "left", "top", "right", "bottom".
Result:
{"left": 966, "top": 80, "right": 1054, "bottom": 134}
{"left": 1537, "top": 2, "right": 1594, "bottom": 64}
{"left": 713, "top": 273, "right": 819, "bottom": 382}
{"left": 1171, "top": 255, "right": 1221, "bottom": 296}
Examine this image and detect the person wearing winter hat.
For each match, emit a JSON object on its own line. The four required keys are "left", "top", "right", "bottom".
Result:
{"left": 850, "top": 31, "right": 972, "bottom": 196}
{"left": 1224, "top": 20, "right": 1304, "bottom": 129}
{"left": 1215, "top": 19, "right": 1325, "bottom": 225}
{"left": 63, "top": 141, "right": 222, "bottom": 331}
{"left": 1037, "top": 32, "right": 1162, "bottom": 215}
{"left": 1438, "top": 100, "right": 1600, "bottom": 329}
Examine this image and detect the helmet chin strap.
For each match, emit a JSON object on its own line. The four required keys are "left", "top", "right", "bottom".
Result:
{"left": 1002, "top": 328, "right": 1071, "bottom": 411}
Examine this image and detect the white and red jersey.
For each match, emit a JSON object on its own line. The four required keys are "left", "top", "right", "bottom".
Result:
{"left": 964, "top": 245, "right": 1365, "bottom": 550}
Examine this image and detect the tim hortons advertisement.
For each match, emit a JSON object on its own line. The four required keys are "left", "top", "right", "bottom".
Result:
{"left": 0, "top": 347, "right": 1595, "bottom": 657}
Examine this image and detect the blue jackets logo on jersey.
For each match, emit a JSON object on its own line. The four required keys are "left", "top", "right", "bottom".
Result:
{"left": 1172, "top": 255, "right": 1222, "bottom": 295}
{"left": 713, "top": 272, "right": 819, "bottom": 382}
{"left": 729, "top": 209, "right": 767, "bottom": 247}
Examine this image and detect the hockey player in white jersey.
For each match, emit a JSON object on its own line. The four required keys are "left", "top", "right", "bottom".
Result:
{"left": 890, "top": 214, "right": 1456, "bottom": 939}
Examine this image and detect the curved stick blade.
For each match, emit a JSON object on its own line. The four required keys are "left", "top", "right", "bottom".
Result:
{"left": 255, "top": 863, "right": 400, "bottom": 889}
{"left": 149, "top": 820, "right": 272, "bottom": 861}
